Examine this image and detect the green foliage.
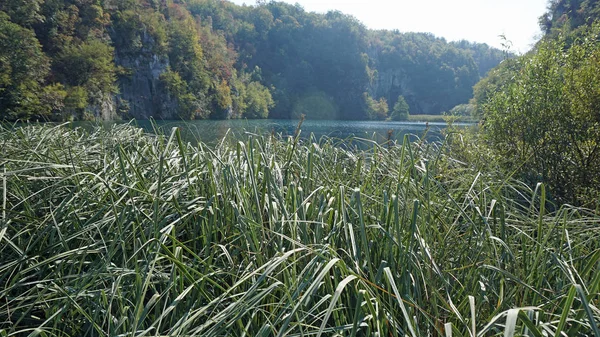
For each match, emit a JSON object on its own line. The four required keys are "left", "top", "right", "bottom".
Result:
{"left": 40, "top": 83, "right": 68, "bottom": 120}
{"left": 196, "top": 20, "right": 239, "bottom": 118}
{"left": 372, "top": 31, "right": 483, "bottom": 115}
{"left": 292, "top": 90, "right": 338, "bottom": 120}
{"left": 470, "top": 58, "right": 522, "bottom": 118}
{"left": 54, "top": 39, "right": 117, "bottom": 99}
{"left": 1, "top": 0, "right": 505, "bottom": 121}
{"left": 364, "top": 93, "right": 389, "bottom": 120}
{"left": 452, "top": 40, "right": 511, "bottom": 77}
{"left": 242, "top": 81, "right": 274, "bottom": 119}
{"left": 64, "top": 86, "right": 88, "bottom": 110}
{"left": 112, "top": 8, "right": 168, "bottom": 56}
{"left": 228, "top": 69, "right": 273, "bottom": 119}
{"left": 33, "top": 0, "right": 110, "bottom": 54}
{"left": 164, "top": 4, "right": 247, "bottom": 119}
{"left": 0, "top": 12, "right": 49, "bottom": 120}
{"left": 482, "top": 23, "right": 600, "bottom": 205}
{"left": 201, "top": 1, "right": 496, "bottom": 119}
{"left": 446, "top": 103, "right": 475, "bottom": 118}
{"left": 47, "top": 38, "right": 117, "bottom": 120}
{"left": 166, "top": 5, "right": 209, "bottom": 93}
{"left": 0, "top": 0, "right": 43, "bottom": 26}
{"left": 539, "top": 0, "right": 600, "bottom": 36}
{"left": 215, "top": 79, "right": 232, "bottom": 110}
{"left": 160, "top": 69, "right": 206, "bottom": 119}
{"left": 390, "top": 95, "right": 410, "bottom": 121}
{"left": 233, "top": 3, "right": 372, "bottom": 119}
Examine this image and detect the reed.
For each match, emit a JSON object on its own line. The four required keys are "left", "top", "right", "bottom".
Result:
{"left": 0, "top": 123, "right": 598, "bottom": 336}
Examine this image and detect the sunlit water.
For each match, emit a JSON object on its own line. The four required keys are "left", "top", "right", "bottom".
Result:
{"left": 75, "top": 119, "right": 470, "bottom": 144}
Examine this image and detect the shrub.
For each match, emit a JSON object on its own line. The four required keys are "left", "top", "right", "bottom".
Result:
{"left": 482, "top": 23, "right": 600, "bottom": 206}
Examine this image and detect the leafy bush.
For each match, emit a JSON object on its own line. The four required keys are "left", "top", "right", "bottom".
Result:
{"left": 242, "top": 81, "right": 274, "bottom": 119}
{"left": 54, "top": 39, "right": 117, "bottom": 102}
{"left": 482, "top": 23, "right": 600, "bottom": 206}
{"left": 364, "top": 93, "right": 389, "bottom": 120}
{"left": 160, "top": 69, "right": 207, "bottom": 119}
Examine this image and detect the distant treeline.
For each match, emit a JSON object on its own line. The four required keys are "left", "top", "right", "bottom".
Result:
{"left": 0, "top": 0, "right": 506, "bottom": 121}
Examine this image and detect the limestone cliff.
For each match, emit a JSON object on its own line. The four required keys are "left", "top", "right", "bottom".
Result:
{"left": 367, "top": 51, "right": 436, "bottom": 115}
{"left": 115, "top": 54, "right": 174, "bottom": 120}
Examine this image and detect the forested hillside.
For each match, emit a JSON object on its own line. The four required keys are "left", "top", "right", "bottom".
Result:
{"left": 0, "top": 0, "right": 505, "bottom": 121}
{"left": 539, "top": 0, "right": 600, "bottom": 35}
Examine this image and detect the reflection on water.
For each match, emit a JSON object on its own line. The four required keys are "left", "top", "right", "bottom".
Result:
{"left": 74, "top": 119, "right": 469, "bottom": 144}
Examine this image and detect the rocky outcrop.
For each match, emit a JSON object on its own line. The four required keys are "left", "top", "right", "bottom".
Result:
{"left": 367, "top": 52, "right": 437, "bottom": 115}
{"left": 115, "top": 53, "right": 176, "bottom": 120}
{"left": 90, "top": 93, "right": 118, "bottom": 121}
{"left": 368, "top": 67, "right": 418, "bottom": 108}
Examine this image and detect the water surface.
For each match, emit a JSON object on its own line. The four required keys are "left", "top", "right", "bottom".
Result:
{"left": 81, "top": 119, "right": 466, "bottom": 144}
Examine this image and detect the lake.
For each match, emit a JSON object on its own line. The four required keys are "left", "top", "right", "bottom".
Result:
{"left": 82, "top": 119, "right": 469, "bottom": 144}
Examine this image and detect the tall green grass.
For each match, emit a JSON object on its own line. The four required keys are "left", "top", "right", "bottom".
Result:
{"left": 0, "top": 123, "right": 598, "bottom": 336}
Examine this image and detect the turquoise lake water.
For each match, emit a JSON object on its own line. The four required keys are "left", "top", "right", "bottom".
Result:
{"left": 80, "top": 119, "right": 469, "bottom": 144}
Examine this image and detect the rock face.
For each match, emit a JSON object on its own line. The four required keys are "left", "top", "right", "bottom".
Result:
{"left": 367, "top": 55, "right": 443, "bottom": 115}
{"left": 79, "top": 93, "right": 116, "bottom": 121}
{"left": 366, "top": 52, "right": 429, "bottom": 115}
{"left": 94, "top": 26, "right": 181, "bottom": 121}
{"left": 115, "top": 54, "right": 173, "bottom": 120}
{"left": 368, "top": 67, "right": 422, "bottom": 114}
{"left": 96, "top": 93, "right": 117, "bottom": 121}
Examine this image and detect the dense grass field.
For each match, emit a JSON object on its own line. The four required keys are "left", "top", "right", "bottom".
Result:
{"left": 0, "top": 123, "right": 599, "bottom": 336}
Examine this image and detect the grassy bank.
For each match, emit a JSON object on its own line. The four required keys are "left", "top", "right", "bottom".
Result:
{"left": 408, "top": 114, "right": 478, "bottom": 123}
{"left": 0, "top": 124, "right": 599, "bottom": 336}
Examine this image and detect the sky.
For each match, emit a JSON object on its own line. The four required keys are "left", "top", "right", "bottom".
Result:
{"left": 229, "top": 0, "right": 550, "bottom": 54}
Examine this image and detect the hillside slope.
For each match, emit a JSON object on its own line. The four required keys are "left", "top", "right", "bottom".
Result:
{"left": 0, "top": 0, "right": 506, "bottom": 121}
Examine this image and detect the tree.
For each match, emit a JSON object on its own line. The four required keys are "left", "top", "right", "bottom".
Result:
{"left": 111, "top": 8, "right": 168, "bottom": 57}
{"left": 470, "top": 58, "right": 522, "bottom": 118}
{"left": 539, "top": 0, "right": 600, "bottom": 35}
{"left": 0, "top": 0, "right": 43, "bottom": 26}
{"left": 390, "top": 95, "right": 410, "bottom": 120}
{"left": 160, "top": 69, "right": 205, "bottom": 120}
{"left": 164, "top": 4, "right": 211, "bottom": 118}
{"left": 482, "top": 23, "right": 600, "bottom": 205}
{"left": 40, "top": 83, "right": 68, "bottom": 120}
{"left": 53, "top": 38, "right": 117, "bottom": 115}
{"left": 166, "top": 5, "right": 209, "bottom": 92}
{"left": 1, "top": 0, "right": 506, "bottom": 121}
{"left": 242, "top": 81, "right": 273, "bottom": 119}
{"left": 56, "top": 39, "right": 116, "bottom": 92}
{"left": 0, "top": 12, "right": 49, "bottom": 120}
{"left": 364, "top": 93, "right": 389, "bottom": 120}
{"left": 373, "top": 31, "right": 482, "bottom": 115}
